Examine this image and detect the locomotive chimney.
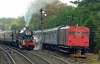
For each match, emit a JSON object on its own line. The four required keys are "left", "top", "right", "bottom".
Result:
{"left": 25, "top": 26, "right": 29, "bottom": 29}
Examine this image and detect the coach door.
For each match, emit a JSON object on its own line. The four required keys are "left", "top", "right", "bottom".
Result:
{"left": 59, "top": 29, "right": 66, "bottom": 45}
{"left": 12, "top": 31, "right": 17, "bottom": 42}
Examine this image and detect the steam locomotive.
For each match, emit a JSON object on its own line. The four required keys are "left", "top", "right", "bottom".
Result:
{"left": 34, "top": 26, "right": 90, "bottom": 54}
{"left": 0, "top": 27, "right": 36, "bottom": 49}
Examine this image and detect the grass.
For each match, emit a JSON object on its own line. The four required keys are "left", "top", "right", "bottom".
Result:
{"left": 73, "top": 54, "right": 100, "bottom": 64}
{"left": 86, "top": 54, "right": 100, "bottom": 64}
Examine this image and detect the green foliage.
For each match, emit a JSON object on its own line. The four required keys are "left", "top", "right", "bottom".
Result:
{"left": 0, "top": 17, "right": 25, "bottom": 30}
{"left": 9, "top": 17, "right": 25, "bottom": 30}
{"left": 0, "top": 18, "right": 14, "bottom": 24}
{"left": 10, "top": 21, "right": 19, "bottom": 30}
{"left": 0, "top": 18, "right": 14, "bottom": 30}
{"left": 46, "top": 15, "right": 57, "bottom": 28}
{"left": 84, "top": 15, "right": 96, "bottom": 53}
{"left": 17, "top": 17, "right": 25, "bottom": 28}
{"left": 0, "top": 22, "right": 3, "bottom": 25}
{"left": 45, "top": 6, "right": 75, "bottom": 28}
{"left": 29, "top": 14, "right": 40, "bottom": 30}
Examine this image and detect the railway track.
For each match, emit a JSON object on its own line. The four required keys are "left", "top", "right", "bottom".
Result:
{"left": 14, "top": 49, "right": 52, "bottom": 64}
{"left": 1, "top": 44, "right": 89, "bottom": 64}
{"left": 0, "top": 44, "right": 73, "bottom": 64}
{"left": 28, "top": 50, "right": 71, "bottom": 64}
{"left": 39, "top": 50, "right": 91, "bottom": 64}
{"left": 0, "top": 47, "right": 16, "bottom": 64}
{"left": 0, "top": 44, "right": 51, "bottom": 64}
{"left": 0, "top": 45, "right": 34, "bottom": 64}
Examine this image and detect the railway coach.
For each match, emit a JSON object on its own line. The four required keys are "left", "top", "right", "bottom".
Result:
{"left": 34, "top": 25, "right": 90, "bottom": 54}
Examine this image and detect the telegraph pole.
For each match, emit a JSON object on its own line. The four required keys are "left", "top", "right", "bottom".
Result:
{"left": 67, "top": 16, "right": 78, "bottom": 26}
{"left": 66, "top": 16, "right": 73, "bottom": 26}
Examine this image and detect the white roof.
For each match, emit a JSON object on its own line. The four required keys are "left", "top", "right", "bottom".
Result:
{"left": 33, "top": 30, "right": 41, "bottom": 33}
{"left": 60, "top": 26, "right": 70, "bottom": 29}
{"left": 43, "top": 27, "right": 59, "bottom": 32}
{"left": 33, "top": 27, "right": 60, "bottom": 33}
{"left": 34, "top": 26, "right": 70, "bottom": 33}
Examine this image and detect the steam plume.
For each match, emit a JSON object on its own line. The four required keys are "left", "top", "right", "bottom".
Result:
{"left": 24, "top": 0, "right": 58, "bottom": 26}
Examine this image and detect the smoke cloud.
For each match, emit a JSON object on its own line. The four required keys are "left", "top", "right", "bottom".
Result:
{"left": 24, "top": 0, "right": 58, "bottom": 26}
{"left": 33, "top": 35, "right": 42, "bottom": 50}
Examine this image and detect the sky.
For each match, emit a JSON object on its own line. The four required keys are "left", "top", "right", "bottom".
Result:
{"left": 0, "top": 0, "right": 76, "bottom": 18}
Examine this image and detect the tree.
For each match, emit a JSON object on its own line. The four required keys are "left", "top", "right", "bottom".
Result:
{"left": 29, "top": 0, "right": 67, "bottom": 30}
{"left": 9, "top": 17, "right": 25, "bottom": 30}
{"left": 84, "top": 15, "right": 96, "bottom": 53}
{"left": 29, "top": 14, "right": 40, "bottom": 30}
{"left": 9, "top": 21, "right": 19, "bottom": 30}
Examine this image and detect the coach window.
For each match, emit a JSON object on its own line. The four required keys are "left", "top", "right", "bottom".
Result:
{"left": 76, "top": 31, "right": 81, "bottom": 36}
{"left": 83, "top": 32, "right": 88, "bottom": 36}
{"left": 69, "top": 32, "right": 74, "bottom": 35}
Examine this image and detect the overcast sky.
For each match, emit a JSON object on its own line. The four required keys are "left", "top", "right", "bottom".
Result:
{"left": 0, "top": 0, "right": 76, "bottom": 18}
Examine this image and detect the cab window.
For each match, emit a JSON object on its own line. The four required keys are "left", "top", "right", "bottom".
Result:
{"left": 69, "top": 32, "right": 74, "bottom": 35}
{"left": 83, "top": 32, "right": 88, "bottom": 36}
{"left": 76, "top": 31, "right": 81, "bottom": 36}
